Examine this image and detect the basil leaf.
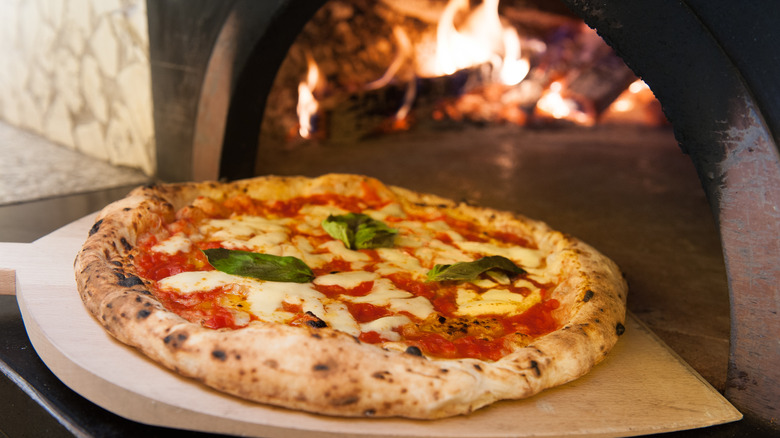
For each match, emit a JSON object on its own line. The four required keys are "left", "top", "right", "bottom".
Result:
{"left": 321, "top": 214, "right": 356, "bottom": 249}
{"left": 354, "top": 218, "right": 397, "bottom": 249}
{"left": 426, "top": 255, "right": 526, "bottom": 282}
{"left": 322, "top": 213, "right": 397, "bottom": 249}
{"left": 203, "top": 248, "right": 314, "bottom": 283}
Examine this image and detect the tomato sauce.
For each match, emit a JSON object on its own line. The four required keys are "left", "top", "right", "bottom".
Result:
{"left": 404, "top": 333, "right": 508, "bottom": 362}
{"left": 313, "top": 281, "right": 374, "bottom": 298}
{"left": 346, "top": 302, "right": 392, "bottom": 323}
{"left": 135, "top": 237, "right": 213, "bottom": 282}
{"left": 135, "top": 191, "right": 560, "bottom": 362}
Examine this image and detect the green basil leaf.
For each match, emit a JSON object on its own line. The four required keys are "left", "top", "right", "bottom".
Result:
{"left": 321, "top": 215, "right": 355, "bottom": 249}
{"left": 322, "top": 213, "right": 397, "bottom": 249}
{"left": 203, "top": 248, "right": 314, "bottom": 283}
{"left": 354, "top": 218, "right": 397, "bottom": 249}
{"left": 426, "top": 255, "right": 526, "bottom": 282}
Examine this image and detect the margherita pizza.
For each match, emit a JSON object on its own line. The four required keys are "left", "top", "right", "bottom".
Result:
{"left": 74, "top": 173, "right": 627, "bottom": 419}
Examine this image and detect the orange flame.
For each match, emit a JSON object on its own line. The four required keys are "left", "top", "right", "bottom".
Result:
{"left": 297, "top": 55, "right": 320, "bottom": 138}
{"left": 416, "top": 0, "right": 528, "bottom": 86}
{"left": 535, "top": 81, "right": 594, "bottom": 126}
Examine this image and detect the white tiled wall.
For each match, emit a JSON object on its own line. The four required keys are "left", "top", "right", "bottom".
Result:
{"left": 0, "top": 0, "right": 155, "bottom": 176}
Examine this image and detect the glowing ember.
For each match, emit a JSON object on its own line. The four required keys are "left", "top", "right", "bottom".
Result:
{"left": 611, "top": 79, "right": 650, "bottom": 112}
{"left": 297, "top": 55, "right": 320, "bottom": 138}
{"left": 602, "top": 79, "right": 666, "bottom": 126}
{"left": 536, "top": 81, "right": 594, "bottom": 126}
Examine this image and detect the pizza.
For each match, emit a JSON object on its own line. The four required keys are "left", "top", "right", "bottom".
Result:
{"left": 74, "top": 173, "right": 627, "bottom": 419}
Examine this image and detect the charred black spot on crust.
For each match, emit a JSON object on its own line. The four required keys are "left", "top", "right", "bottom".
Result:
{"left": 89, "top": 219, "right": 103, "bottom": 236}
{"left": 136, "top": 309, "right": 151, "bottom": 319}
{"left": 616, "top": 322, "right": 626, "bottom": 336}
{"left": 304, "top": 311, "right": 328, "bottom": 328}
{"left": 212, "top": 350, "right": 227, "bottom": 361}
{"left": 119, "top": 237, "right": 133, "bottom": 252}
{"left": 530, "top": 360, "right": 541, "bottom": 377}
{"left": 332, "top": 396, "right": 360, "bottom": 406}
{"left": 372, "top": 371, "right": 390, "bottom": 380}
{"left": 305, "top": 319, "right": 327, "bottom": 328}
{"left": 439, "top": 368, "right": 449, "bottom": 373}
{"left": 118, "top": 275, "right": 144, "bottom": 287}
{"left": 474, "top": 364, "right": 483, "bottom": 372}
{"left": 313, "top": 363, "right": 330, "bottom": 371}
{"left": 364, "top": 409, "right": 376, "bottom": 416}
{"left": 122, "top": 207, "right": 131, "bottom": 211}
{"left": 583, "top": 290, "right": 594, "bottom": 302}
{"left": 311, "top": 333, "right": 322, "bottom": 339}
{"left": 404, "top": 346, "right": 423, "bottom": 356}
{"left": 163, "top": 331, "right": 189, "bottom": 349}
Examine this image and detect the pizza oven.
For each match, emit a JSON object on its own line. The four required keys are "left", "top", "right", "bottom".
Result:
{"left": 146, "top": 0, "right": 780, "bottom": 431}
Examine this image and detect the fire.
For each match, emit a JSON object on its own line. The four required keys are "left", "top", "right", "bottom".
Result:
{"left": 416, "top": 0, "right": 528, "bottom": 86}
{"left": 289, "top": 0, "right": 658, "bottom": 140}
{"left": 610, "top": 80, "right": 650, "bottom": 113}
{"left": 535, "top": 81, "right": 594, "bottom": 126}
{"left": 297, "top": 54, "right": 320, "bottom": 138}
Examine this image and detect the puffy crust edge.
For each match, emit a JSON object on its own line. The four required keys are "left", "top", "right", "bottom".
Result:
{"left": 74, "top": 173, "right": 627, "bottom": 419}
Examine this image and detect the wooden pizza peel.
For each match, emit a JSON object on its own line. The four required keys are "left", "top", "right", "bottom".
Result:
{"left": 0, "top": 214, "right": 742, "bottom": 437}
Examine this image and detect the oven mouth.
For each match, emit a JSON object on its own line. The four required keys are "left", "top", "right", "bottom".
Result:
{"left": 147, "top": 0, "right": 780, "bottom": 427}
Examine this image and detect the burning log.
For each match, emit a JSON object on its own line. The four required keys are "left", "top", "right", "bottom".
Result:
{"left": 260, "top": 0, "right": 660, "bottom": 149}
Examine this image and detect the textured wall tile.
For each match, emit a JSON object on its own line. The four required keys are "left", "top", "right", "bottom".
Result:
{"left": 43, "top": 97, "right": 75, "bottom": 147}
{"left": 90, "top": 17, "right": 119, "bottom": 77}
{"left": 0, "top": 0, "right": 156, "bottom": 177}
{"left": 75, "top": 120, "right": 109, "bottom": 160}
{"left": 82, "top": 55, "right": 108, "bottom": 123}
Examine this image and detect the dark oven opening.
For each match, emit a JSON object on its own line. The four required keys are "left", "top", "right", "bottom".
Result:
{"left": 147, "top": 0, "right": 780, "bottom": 427}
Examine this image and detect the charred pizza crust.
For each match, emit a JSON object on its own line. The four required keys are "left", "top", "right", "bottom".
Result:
{"left": 74, "top": 173, "right": 627, "bottom": 419}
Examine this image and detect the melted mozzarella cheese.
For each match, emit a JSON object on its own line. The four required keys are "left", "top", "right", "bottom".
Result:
{"left": 314, "top": 271, "right": 379, "bottom": 288}
{"left": 360, "top": 315, "right": 411, "bottom": 341}
{"left": 455, "top": 287, "right": 542, "bottom": 317}
{"left": 152, "top": 233, "right": 193, "bottom": 255}
{"left": 373, "top": 248, "right": 426, "bottom": 277}
{"left": 158, "top": 270, "right": 248, "bottom": 294}
{"left": 454, "top": 241, "right": 543, "bottom": 268}
{"left": 367, "top": 203, "right": 405, "bottom": 221}
{"left": 347, "top": 279, "right": 434, "bottom": 319}
{"left": 323, "top": 302, "right": 361, "bottom": 335}
{"left": 317, "top": 240, "right": 371, "bottom": 263}
{"left": 246, "top": 281, "right": 327, "bottom": 323}
{"left": 202, "top": 216, "right": 288, "bottom": 239}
